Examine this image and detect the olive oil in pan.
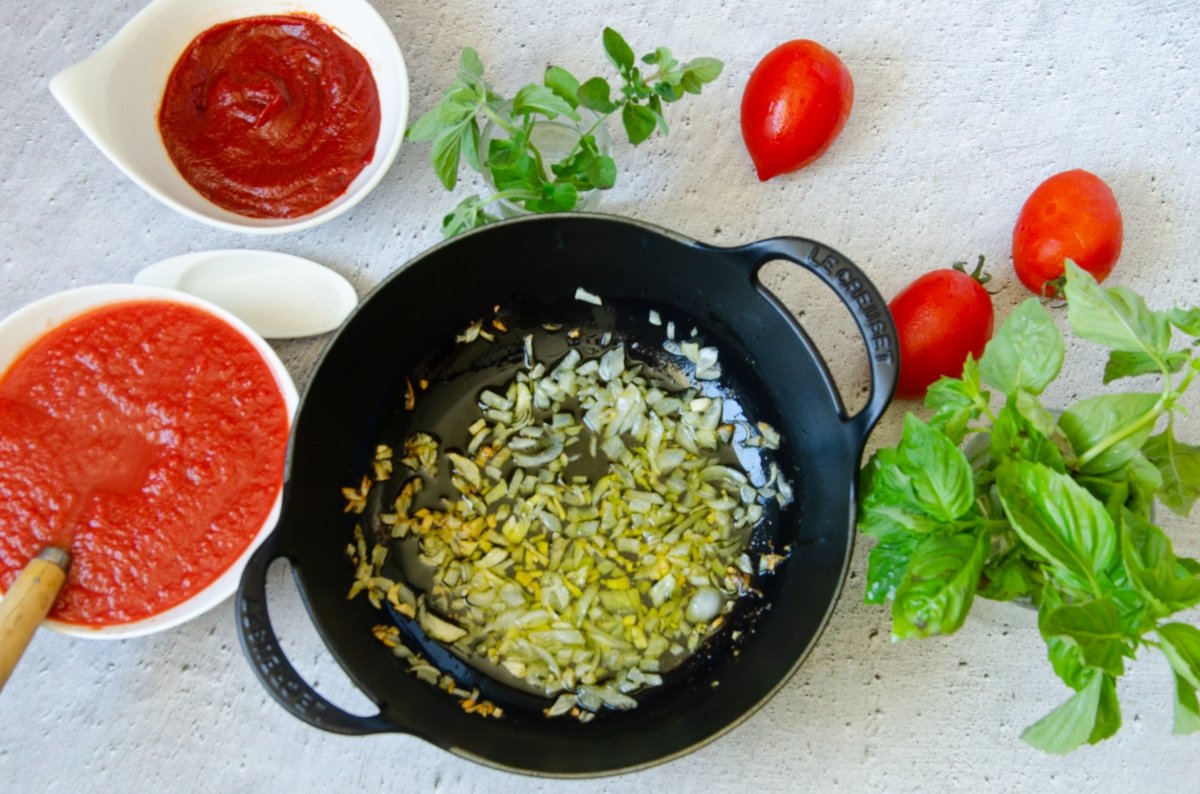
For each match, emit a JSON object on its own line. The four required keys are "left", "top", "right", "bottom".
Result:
{"left": 371, "top": 310, "right": 786, "bottom": 704}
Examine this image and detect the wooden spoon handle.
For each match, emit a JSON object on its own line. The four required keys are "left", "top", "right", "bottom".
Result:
{"left": 0, "top": 548, "right": 70, "bottom": 692}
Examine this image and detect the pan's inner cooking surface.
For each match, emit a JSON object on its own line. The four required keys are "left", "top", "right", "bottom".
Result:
{"left": 345, "top": 295, "right": 797, "bottom": 718}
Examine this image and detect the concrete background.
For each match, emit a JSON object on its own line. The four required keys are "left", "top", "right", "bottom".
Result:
{"left": 2, "top": 0, "right": 1198, "bottom": 790}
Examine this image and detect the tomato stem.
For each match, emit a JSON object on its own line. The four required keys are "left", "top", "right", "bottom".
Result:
{"left": 953, "top": 255, "right": 997, "bottom": 293}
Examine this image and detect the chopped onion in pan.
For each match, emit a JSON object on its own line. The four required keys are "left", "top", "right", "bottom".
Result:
{"left": 347, "top": 330, "right": 792, "bottom": 718}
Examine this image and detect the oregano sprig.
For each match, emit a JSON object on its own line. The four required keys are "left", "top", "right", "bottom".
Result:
{"left": 405, "top": 28, "right": 723, "bottom": 237}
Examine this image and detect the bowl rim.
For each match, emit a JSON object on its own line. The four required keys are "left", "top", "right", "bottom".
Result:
{"left": 0, "top": 283, "right": 299, "bottom": 638}
{"left": 48, "top": 0, "right": 410, "bottom": 235}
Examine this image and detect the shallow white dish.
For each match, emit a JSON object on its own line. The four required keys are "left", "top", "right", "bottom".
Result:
{"left": 133, "top": 249, "right": 359, "bottom": 339}
{"left": 49, "top": 0, "right": 409, "bottom": 235}
{"left": 0, "top": 284, "right": 299, "bottom": 638}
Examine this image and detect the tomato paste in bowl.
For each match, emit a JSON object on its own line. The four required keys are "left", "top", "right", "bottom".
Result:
{"left": 0, "top": 285, "right": 297, "bottom": 637}
{"left": 49, "top": 0, "right": 408, "bottom": 234}
{"left": 158, "top": 14, "right": 382, "bottom": 219}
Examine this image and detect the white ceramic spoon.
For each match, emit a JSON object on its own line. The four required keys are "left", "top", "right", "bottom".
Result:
{"left": 133, "top": 250, "right": 358, "bottom": 339}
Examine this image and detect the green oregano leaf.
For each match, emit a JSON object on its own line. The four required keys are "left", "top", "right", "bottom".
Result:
{"left": 512, "top": 84, "right": 578, "bottom": 120}
{"left": 602, "top": 27, "right": 635, "bottom": 73}
{"left": 543, "top": 66, "right": 580, "bottom": 108}
{"left": 406, "top": 101, "right": 471, "bottom": 142}
{"left": 577, "top": 77, "right": 618, "bottom": 113}
{"left": 529, "top": 181, "right": 578, "bottom": 213}
{"left": 588, "top": 154, "right": 617, "bottom": 189}
{"left": 458, "top": 121, "right": 481, "bottom": 173}
{"left": 622, "top": 103, "right": 658, "bottom": 145}
{"left": 431, "top": 128, "right": 464, "bottom": 190}
{"left": 459, "top": 47, "right": 484, "bottom": 78}
{"left": 684, "top": 56, "right": 724, "bottom": 83}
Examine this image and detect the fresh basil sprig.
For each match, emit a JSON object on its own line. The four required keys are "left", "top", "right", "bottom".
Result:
{"left": 860, "top": 261, "right": 1200, "bottom": 753}
{"left": 405, "top": 28, "right": 723, "bottom": 237}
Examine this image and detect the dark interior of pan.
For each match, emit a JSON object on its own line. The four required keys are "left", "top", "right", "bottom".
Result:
{"left": 237, "top": 213, "right": 897, "bottom": 776}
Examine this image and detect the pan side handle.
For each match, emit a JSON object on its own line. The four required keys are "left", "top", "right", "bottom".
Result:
{"left": 235, "top": 531, "right": 395, "bottom": 736}
{"left": 722, "top": 237, "right": 899, "bottom": 447}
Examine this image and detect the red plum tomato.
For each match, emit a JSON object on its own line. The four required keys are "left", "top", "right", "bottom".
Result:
{"left": 740, "top": 40, "right": 854, "bottom": 181}
{"left": 890, "top": 260, "right": 995, "bottom": 400}
{"left": 1012, "top": 169, "right": 1123, "bottom": 296}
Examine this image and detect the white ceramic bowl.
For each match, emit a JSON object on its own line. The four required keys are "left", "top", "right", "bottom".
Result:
{"left": 0, "top": 284, "right": 299, "bottom": 638}
{"left": 49, "top": 0, "right": 409, "bottom": 234}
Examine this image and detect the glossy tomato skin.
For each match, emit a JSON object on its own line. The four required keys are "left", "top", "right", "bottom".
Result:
{"left": 890, "top": 268, "right": 995, "bottom": 400}
{"left": 1012, "top": 169, "right": 1123, "bottom": 296}
{"left": 740, "top": 40, "right": 854, "bottom": 181}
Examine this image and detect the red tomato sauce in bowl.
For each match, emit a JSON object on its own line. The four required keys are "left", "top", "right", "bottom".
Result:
{"left": 158, "top": 14, "right": 381, "bottom": 219}
{"left": 0, "top": 300, "right": 289, "bottom": 627}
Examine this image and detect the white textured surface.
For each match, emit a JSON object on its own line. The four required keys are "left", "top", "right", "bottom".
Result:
{"left": 2, "top": 0, "right": 1198, "bottom": 790}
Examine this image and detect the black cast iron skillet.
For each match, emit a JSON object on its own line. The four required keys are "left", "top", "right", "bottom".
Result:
{"left": 236, "top": 214, "right": 897, "bottom": 776}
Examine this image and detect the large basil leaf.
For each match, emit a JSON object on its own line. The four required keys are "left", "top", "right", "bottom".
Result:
{"left": 1173, "top": 674, "right": 1200, "bottom": 735}
{"left": 979, "top": 298, "right": 1064, "bottom": 396}
{"left": 1058, "top": 392, "right": 1160, "bottom": 474}
{"left": 995, "top": 461, "right": 1116, "bottom": 597}
{"left": 860, "top": 498, "right": 943, "bottom": 538}
{"left": 858, "top": 449, "right": 942, "bottom": 539}
{"left": 1045, "top": 634, "right": 1089, "bottom": 691}
{"left": 1103, "top": 349, "right": 1189, "bottom": 383}
{"left": 1144, "top": 430, "right": 1200, "bottom": 516}
{"left": 1160, "top": 623, "right": 1200, "bottom": 733}
{"left": 892, "top": 530, "right": 988, "bottom": 638}
{"left": 1089, "top": 673, "right": 1123, "bottom": 744}
{"left": 1121, "top": 509, "right": 1200, "bottom": 617}
{"left": 1065, "top": 261, "right": 1172, "bottom": 359}
{"left": 1039, "top": 589, "right": 1088, "bottom": 690}
{"left": 1158, "top": 622, "right": 1200, "bottom": 690}
{"left": 896, "top": 414, "right": 974, "bottom": 522}
{"left": 865, "top": 532, "right": 919, "bottom": 604}
{"left": 1021, "top": 671, "right": 1112, "bottom": 754}
{"left": 1041, "top": 598, "right": 1130, "bottom": 678}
